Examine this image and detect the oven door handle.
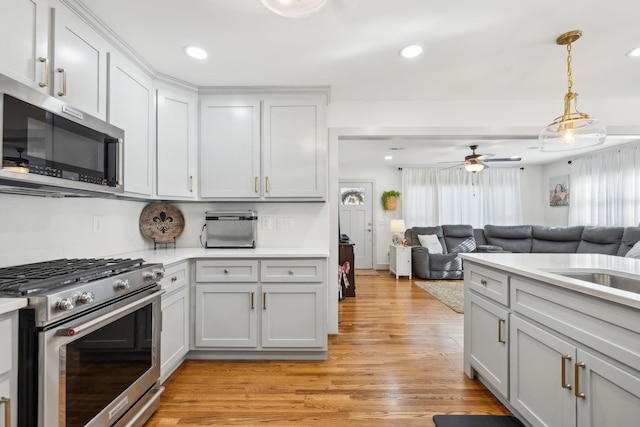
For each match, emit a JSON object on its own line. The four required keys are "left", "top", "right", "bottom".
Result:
{"left": 56, "top": 289, "right": 165, "bottom": 338}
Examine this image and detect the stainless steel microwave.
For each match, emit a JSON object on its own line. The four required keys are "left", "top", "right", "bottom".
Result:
{"left": 0, "top": 74, "right": 124, "bottom": 197}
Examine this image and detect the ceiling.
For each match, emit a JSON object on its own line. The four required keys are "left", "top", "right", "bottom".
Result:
{"left": 78, "top": 0, "right": 640, "bottom": 167}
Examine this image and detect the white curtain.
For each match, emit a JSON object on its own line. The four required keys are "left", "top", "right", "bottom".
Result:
{"left": 402, "top": 167, "right": 522, "bottom": 228}
{"left": 569, "top": 145, "right": 640, "bottom": 226}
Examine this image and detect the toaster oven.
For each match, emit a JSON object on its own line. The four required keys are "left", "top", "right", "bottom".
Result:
{"left": 205, "top": 210, "right": 258, "bottom": 248}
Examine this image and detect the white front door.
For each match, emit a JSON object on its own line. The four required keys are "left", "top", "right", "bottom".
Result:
{"left": 339, "top": 181, "right": 374, "bottom": 269}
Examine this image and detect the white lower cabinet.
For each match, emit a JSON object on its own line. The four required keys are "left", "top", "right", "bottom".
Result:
{"left": 194, "top": 258, "right": 327, "bottom": 355}
{"left": 0, "top": 311, "right": 18, "bottom": 427}
{"left": 510, "top": 314, "right": 640, "bottom": 427}
{"left": 160, "top": 262, "right": 190, "bottom": 382}
{"left": 466, "top": 292, "right": 509, "bottom": 397}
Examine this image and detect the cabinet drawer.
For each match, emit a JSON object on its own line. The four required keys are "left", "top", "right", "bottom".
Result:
{"left": 196, "top": 260, "right": 258, "bottom": 282}
{"left": 261, "top": 259, "right": 325, "bottom": 282}
{"left": 467, "top": 264, "right": 509, "bottom": 306}
{"left": 160, "top": 261, "right": 189, "bottom": 294}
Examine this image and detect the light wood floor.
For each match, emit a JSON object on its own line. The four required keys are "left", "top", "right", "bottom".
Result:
{"left": 145, "top": 271, "right": 510, "bottom": 426}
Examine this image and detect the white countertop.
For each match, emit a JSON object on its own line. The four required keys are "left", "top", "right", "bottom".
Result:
{"left": 0, "top": 297, "right": 28, "bottom": 315}
{"left": 460, "top": 253, "right": 640, "bottom": 309}
{"left": 110, "top": 247, "right": 330, "bottom": 266}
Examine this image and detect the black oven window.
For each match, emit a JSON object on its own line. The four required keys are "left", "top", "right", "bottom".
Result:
{"left": 64, "top": 304, "right": 153, "bottom": 426}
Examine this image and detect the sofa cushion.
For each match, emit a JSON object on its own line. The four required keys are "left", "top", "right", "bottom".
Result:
{"left": 407, "top": 226, "right": 447, "bottom": 252}
{"left": 484, "top": 225, "right": 533, "bottom": 253}
{"left": 428, "top": 253, "right": 462, "bottom": 271}
{"left": 418, "top": 234, "right": 443, "bottom": 254}
{"left": 442, "top": 224, "right": 476, "bottom": 254}
{"left": 625, "top": 241, "right": 640, "bottom": 259}
{"left": 618, "top": 227, "right": 640, "bottom": 256}
{"left": 576, "top": 226, "right": 624, "bottom": 255}
{"left": 531, "top": 226, "right": 584, "bottom": 253}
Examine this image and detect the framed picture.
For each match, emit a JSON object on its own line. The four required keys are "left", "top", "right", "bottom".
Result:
{"left": 549, "top": 175, "right": 569, "bottom": 206}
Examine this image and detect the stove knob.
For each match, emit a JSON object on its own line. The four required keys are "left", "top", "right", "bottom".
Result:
{"left": 77, "top": 292, "right": 95, "bottom": 305}
{"left": 142, "top": 271, "right": 155, "bottom": 280}
{"left": 57, "top": 297, "right": 75, "bottom": 312}
{"left": 153, "top": 268, "right": 165, "bottom": 279}
{"left": 114, "top": 279, "right": 130, "bottom": 290}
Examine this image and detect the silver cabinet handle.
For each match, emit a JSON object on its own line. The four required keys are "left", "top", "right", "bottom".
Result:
{"left": 497, "top": 318, "right": 506, "bottom": 343}
{"left": 251, "top": 292, "right": 255, "bottom": 310}
{"left": 255, "top": 177, "right": 259, "bottom": 193}
{"left": 38, "top": 57, "right": 49, "bottom": 87}
{"left": 263, "top": 292, "right": 267, "bottom": 309}
{"left": 288, "top": 269, "right": 294, "bottom": 275}
{"left": 189, "top": 175, "right": 193, "bottom": 193}
{"left": 0, "top": 397, "right": 10, "bottom": 427}
{"left": 223, "top": 269, "right": 229, "bottom": 274}
{"left": 56, "top": 67, "right": 67, "bottom": 96}
{"left": 480, "top": 279, "right": 488, "bottom": 286}
{"left": 265, "top": 176, "right": 270, "bottom": 193}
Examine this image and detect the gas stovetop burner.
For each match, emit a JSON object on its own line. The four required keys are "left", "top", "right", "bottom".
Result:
{"left": 0, "top": 257, "right": 146, "bottom": 296}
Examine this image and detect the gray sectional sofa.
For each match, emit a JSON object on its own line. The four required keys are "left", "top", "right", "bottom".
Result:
{"left": 405, "top": 224, "right": 640, "bottom": 280}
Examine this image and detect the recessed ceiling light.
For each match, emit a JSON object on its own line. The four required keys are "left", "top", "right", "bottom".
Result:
{"left": 184, "top": 46, "right": 208, "bottom": 59}
{"left": 384, "top": 155, "right": 393, "bottom": 160}
{"left": 627, "top": 47, "right": 640, "bottom": 57}
{"left": 400, "top": 45, "right": 423, "bottom": 59}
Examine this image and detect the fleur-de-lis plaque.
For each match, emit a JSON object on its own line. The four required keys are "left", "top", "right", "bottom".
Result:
{"left": 140, "top": 202, "right": 184, "bottom": 243}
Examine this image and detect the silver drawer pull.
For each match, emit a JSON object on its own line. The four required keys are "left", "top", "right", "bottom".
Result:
{"left": 224, "top": 269, "right": 229, "bottom": 274}
{"left": 288, "top": 269, "right": 294, "bottom": 275}
{"left": 171, "top": 276, "right": 177, "bottom": 282}
{"left": 480, "top": 279, "right": 488, "bottom": 286}
{"left": 56, "top": 67, "right": 67, "bottom": 96}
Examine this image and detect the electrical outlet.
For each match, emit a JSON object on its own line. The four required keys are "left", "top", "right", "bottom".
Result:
{"left": 276, "top": 217, "right": 293, "bottom": 230}
{"left": 93, "top": 216, "right": 103, "bottom": 233}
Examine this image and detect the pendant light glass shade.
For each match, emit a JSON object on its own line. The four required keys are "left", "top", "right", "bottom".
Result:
{"left": 539, "top": 30, "right": 606, "bottom": 152}
{"left": 464, "top": 162, "right": 484, "bottom": 173}
{"left": 261, "top": 0, "right": 328, "bottom": 18}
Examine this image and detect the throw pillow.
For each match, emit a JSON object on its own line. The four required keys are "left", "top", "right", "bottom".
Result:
{"left": 625, "top": 241, "right": 640, "bottom": 259}
{"left": 418, "top": 234, "right": 443, "bottom": 254}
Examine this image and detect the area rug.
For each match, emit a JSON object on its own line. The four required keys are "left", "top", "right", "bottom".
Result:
{"left": 414, "top": 280, "right": 464, "bottom": 313}
{"left": 433, "top": 415, "right": 524, "bottom": 427}
{"left": 355, "top": 269, "right": 379, "bottom": 276}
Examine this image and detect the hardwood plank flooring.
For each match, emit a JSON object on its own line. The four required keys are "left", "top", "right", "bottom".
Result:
{"left": 145, "top": 272, "right": 510, "bottom": 426}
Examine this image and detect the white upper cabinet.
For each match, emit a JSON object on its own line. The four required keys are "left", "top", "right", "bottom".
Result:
{"left": 262, "top": 100, "right": 326, "bottom": 198}
{"left": 199, "top": 93, "right": 327, "bottom": 201}
{"left": 200, "top": 100, "right": 261, "bottom": 198}
{"left": 0, "top": 0, "right": 50, "bottom": 91}
{"left": 51, "top": 4, "right": 109, "bottom": 120}
{"left": 108, "top": 52, "right": 155, "bottom": 197}
{"left": 156, "top": 88, "right": 197, "bottom": 199}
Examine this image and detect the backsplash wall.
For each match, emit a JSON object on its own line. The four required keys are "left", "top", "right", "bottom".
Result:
{"left": 0, "top": 194, "right": 330, "bottom": 268}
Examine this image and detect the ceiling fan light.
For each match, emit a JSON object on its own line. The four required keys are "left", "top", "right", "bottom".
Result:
{"left": 261, "top": 0, "right": 328, "bottom": 18}
{"left": 464, "top": 163, "right": 484, "bottom": 173}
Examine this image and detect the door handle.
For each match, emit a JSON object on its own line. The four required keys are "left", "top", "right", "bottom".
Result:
{"left": 497, "top": 318, "right": 506, "bottom": 343}
{"left": 56, "top": 67, "right": 67, "bottom": 96}
{"left": 561, "top": 354, "right": 572, "bottom": 389}
{"left": 574, "top": 362, "right": 586, "bottom": 399}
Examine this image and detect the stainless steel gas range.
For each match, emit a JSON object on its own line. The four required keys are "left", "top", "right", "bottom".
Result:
{"left": 0, "top": 258, "right": 165, "bottom": 427}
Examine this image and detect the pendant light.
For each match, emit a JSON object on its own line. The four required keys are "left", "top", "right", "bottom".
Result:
{"left": 261, "top": 0, "right": 328, "bottom": 18}
{"left": 539, "top": 30, "right": 606, "bottom": 151}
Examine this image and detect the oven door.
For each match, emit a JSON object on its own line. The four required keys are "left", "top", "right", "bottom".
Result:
{"left": 40, "top": 287, "right": 163, "bottom": 427}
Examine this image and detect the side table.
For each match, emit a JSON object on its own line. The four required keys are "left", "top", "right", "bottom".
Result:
{"left": 389, "top": 245, "right": 412, "bottom": 279}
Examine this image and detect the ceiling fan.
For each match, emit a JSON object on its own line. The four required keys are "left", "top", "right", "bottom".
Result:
{"left": 443, "top": 145, "right": 522, "bottom": 172}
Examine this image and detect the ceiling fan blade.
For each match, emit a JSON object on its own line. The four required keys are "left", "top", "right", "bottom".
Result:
{"left": 485, "top": 156, "right": 522, "bottom": 162}
{"left": 437, "top": 161, "right": 465, "bottom": 164}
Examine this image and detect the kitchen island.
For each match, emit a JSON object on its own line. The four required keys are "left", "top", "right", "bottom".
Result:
{"left": 459, "top": 253, "right": 640, "bottom": 427}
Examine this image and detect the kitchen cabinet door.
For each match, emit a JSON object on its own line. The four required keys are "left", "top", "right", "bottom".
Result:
{"left": 194, "top": 284, "right": 258, "bottom": 348}
{"left": 161, "top": 286, "right": 189, "bottom": 383}
{"left": 108, "top": 52, "right": 154, "bottom": 196}
{"left": 0, "top": 0, "right": 49, "bottom": 92}
{"left": 262, "top": 100, "right": 326, "bottom": 199}
{"left": 509, "top": 315, "right": 576, "bottom": 427}
{"left": 199, "top": 100, "right": 261, "bottom": 198}
{"left": 576, "top": 349, "right": 640, "bottom": 427}
{"left": 52, "top": 5, "right": 110, "bottom": 119}
{"left": 157, "top": 89, "right": 197, "bottom": 198}
{"left": 466, "top": 292, "right": 509, "bottom": 397}
{"left": 261, "top": 284, "right": 325, "bottom": 348}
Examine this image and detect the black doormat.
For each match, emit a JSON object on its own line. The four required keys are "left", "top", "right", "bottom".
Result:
{"left": 433, "top": 415, "right": 525, "bottom": 427}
